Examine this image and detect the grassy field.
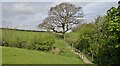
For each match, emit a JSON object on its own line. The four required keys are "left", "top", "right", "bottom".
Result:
{"left": 1, "top": 28, "right": 84, "bottom": 64}
{"left": 0, "top": 46, "right": 2, "bottom": 65}
{"left": 2, "top": 46, "right": 84, "bottom": 64}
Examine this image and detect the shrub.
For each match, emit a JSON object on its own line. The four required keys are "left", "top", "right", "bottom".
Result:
{"left": 65, "top": 32, "right": 79, "bottom": 47}
{"left": 2, "top": 29, "right": 55, "bottom": 51}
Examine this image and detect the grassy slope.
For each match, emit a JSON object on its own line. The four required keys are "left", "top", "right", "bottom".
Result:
{"left": 0, "top": 29, "right": 2, "bottom": 65}
{"left": 54, "top": 39, "right": 77, "bottom": 58}
{"left": 0, "top": 46, "right": 2, "bottom": 65}
{"left": 1, "top": 29, "right": 84, "bottom": 64}
{"left": 1, "top": 29, "right": 79, "bottom": 58}
{"left": 2, "top": 46, "right": 84, "bottom": 64}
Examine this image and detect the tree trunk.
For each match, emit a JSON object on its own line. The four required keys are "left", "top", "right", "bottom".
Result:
{"left": 63, "top": 32, "right": 65, "bottom": 40}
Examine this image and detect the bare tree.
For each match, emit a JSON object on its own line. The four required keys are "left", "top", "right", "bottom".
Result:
{"left": 38, "top": 2, "right": 84, "bottom": 39}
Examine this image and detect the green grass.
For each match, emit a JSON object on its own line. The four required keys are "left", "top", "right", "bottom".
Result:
{"left": 1, "top": 28, "right": 84, "bottom": 64}
{"left": 1, "top": 29, "right": 55, "bottom": 43}
{"left": 1, "top": 28, "right": 79, "bottom": 57}
{"left": 54, "top": 39, "right": 68, "bottom": 49}
{"left": 0, "top": 46, "right": 2, "bottom": 65}
{"left": 2, "top": 46, "right": 84, "bottom": 64}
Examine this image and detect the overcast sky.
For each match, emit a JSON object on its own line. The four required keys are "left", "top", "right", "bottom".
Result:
{"left": 1, "top": 0, "right": 119, "bottom": 30}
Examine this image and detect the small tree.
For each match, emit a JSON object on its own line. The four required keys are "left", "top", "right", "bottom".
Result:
{"left": 38, "top": 2, "right": 84, "bottom": 39}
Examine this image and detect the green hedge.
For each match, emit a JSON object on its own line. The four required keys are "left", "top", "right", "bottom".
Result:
{"left": 2, "top": 29, "right": 55, "bottom": 51}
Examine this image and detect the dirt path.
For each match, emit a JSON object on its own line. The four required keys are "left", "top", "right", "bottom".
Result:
{"left": 68, "top": 46, "right": 93, "bottom": 64}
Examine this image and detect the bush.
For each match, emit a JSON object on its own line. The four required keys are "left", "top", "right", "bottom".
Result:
{"left": 2, "top": 29, "right": 55, "bottom": 51}
{"left": 65, "top": 32, "right": 79, "bottom": 47}
{"left": 30, "top": 35, "right": 55, "bottom": 51}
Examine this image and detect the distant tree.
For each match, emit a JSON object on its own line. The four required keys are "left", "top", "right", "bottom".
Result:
{"left": 38, "top": 2, "right": 84, "bottom": 39}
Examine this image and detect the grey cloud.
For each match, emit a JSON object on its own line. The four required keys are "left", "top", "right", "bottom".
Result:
{"left": 3, "top": 3, "right": 37, "bottom": 15}
{"left": 2, "top": 2, "right": 119, "bottom": 30}
{"left": 0, "top": 2, "right": 2, "bottom": 28}
{"left": 83, "top": 2, "right": 118, "bottom": 21}
{"left": 2, "top": 2, "right": 60, "bottom": 29}
{"left": 2, "top": 0, "right": 120, "bottom": 2}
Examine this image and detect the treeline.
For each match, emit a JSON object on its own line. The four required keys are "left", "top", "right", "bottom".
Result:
{"left": 1, "top": 28, "right": 46, "bottom": 32}
{"left": 65, "top": 2, "right": 120, "bottom": 66}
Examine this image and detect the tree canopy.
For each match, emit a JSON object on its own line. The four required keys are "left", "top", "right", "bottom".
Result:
{"left": 38, "top": 2, "right": 83, "bottom": 39}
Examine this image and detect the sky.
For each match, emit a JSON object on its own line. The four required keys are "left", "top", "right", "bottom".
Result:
{"left": 1, "top": 0, "right": 119, "bottom": 30}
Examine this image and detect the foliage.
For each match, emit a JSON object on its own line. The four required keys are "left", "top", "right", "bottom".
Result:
{"left": 68, "top": 2, "right": 120, "bottom": 66}
{"left": 65, "top": 32, "right": 79, "bottom": 47}
{"left": 2, "top": 29, "right": 55, "bottom": 51}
